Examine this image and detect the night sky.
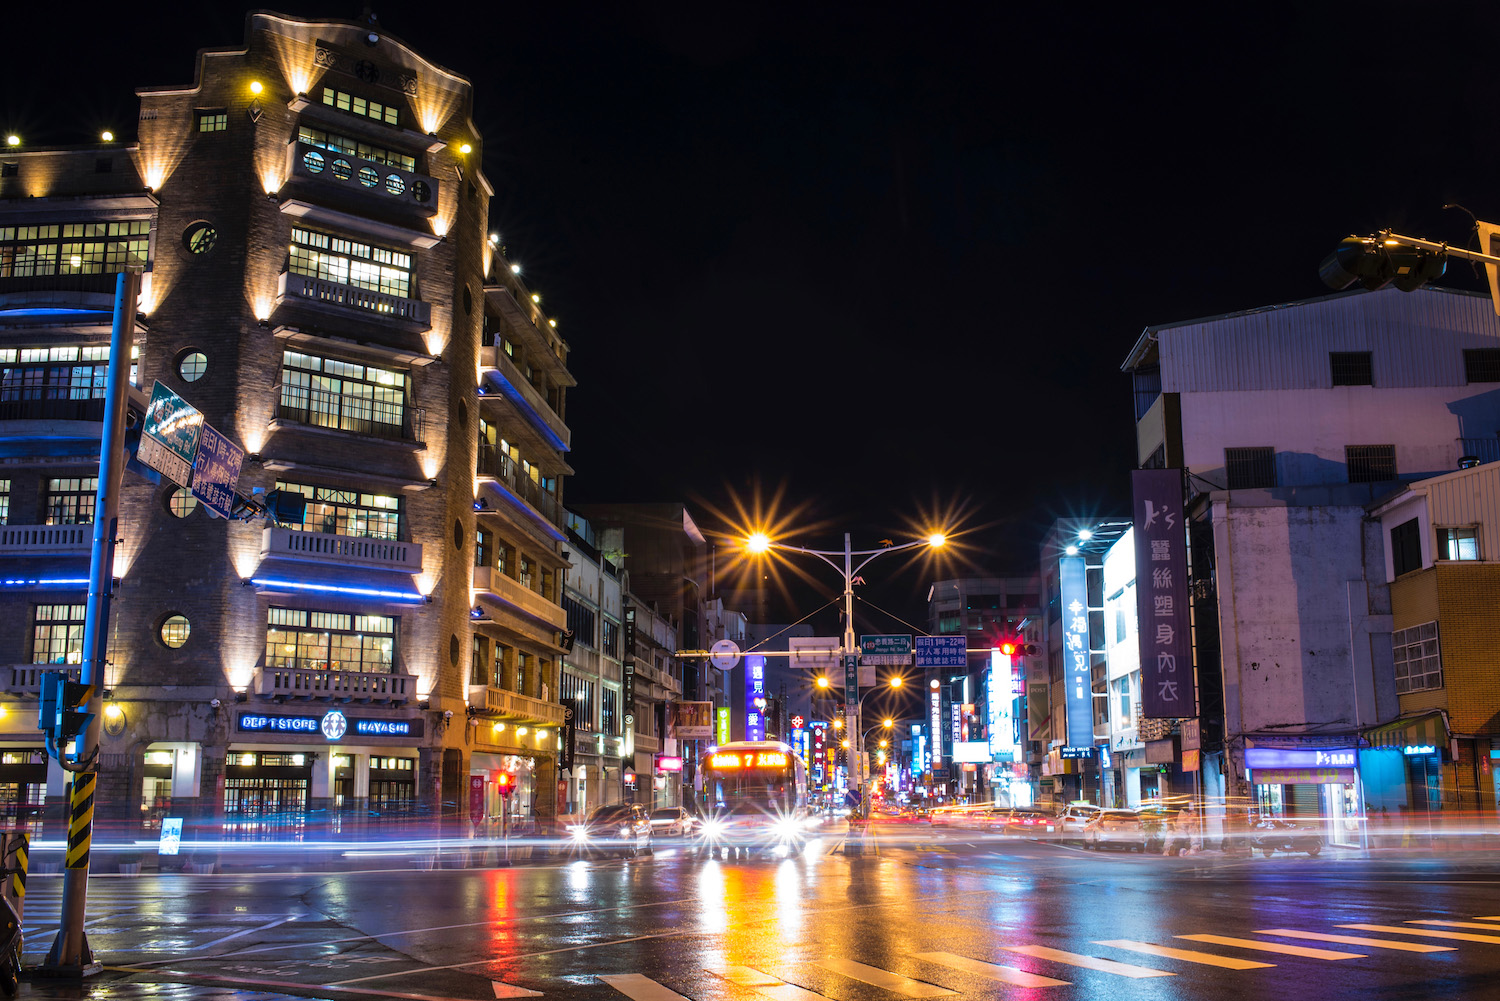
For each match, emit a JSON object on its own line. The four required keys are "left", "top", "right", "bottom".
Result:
{"left": 9, "top": 3, "right": 1500, "bottom": 622}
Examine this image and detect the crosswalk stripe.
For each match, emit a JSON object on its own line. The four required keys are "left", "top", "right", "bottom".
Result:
{"left": 1094, "top": 940, "right": 1274, "bottom": 970}
{"left": 1411, "top": 920, "right": 1500, "bottom": 931}
{"left": 1254, "top": 929, "right": 1453, "bottom": 953}
{"left": 1339, "top": 923, "right": 1500, "bottom": 945}
{"left": 912, "top": 950, "right": 1069, "bottom": 987}
{"left": 708, "top": 967, "right": 828, "bottom": 1001}
{"left": 598, "top": 975, "right": 687, "bottom": 1001}
{"left": 811, "top": 959, "right": 955, "bottom": 998}
{"left": 1177, "top": 934, "right": 1362, "bottom": 960}
{"left": 1001, "top": 945, "right": 1173, "bottom": 979}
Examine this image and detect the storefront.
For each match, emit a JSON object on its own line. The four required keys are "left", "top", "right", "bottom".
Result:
{"left": 1360, "top": 711, "right": 1453, "bottom": 824}
{"left": 469, "top": 751, "right": 539, "bottom": 828}
{"left": 0, "top": 744, "right": 49, "bottom": 835}
{"left": 1244, "top": 745, "right": 1364, "bottom": 848}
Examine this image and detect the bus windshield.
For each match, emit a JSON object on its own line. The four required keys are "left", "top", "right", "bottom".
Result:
{"left": 704, "top": 747, "right": 800, "bottom": 816}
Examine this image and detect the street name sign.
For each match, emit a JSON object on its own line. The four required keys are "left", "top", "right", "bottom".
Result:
{"left": 859, "top": 634, "right": 912, "bottom": 665}
{"left": 139, "top": 380, "right": 203, "bottom": 487}
{"left": 191, "top": 422, "right": 245, "bottom": 519}
{"left": 915, "top": 635, "right": 967, "bottom": 668}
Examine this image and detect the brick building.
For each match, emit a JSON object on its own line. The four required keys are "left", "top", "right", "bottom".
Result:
{"left": 0, "top": 12, "right": 573, "bottom": 839}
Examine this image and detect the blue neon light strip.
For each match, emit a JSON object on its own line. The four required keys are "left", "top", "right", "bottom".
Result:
{"left": 481, "top": 482, "right": 566, "bottom": 542}
{"left": 0, "top": 308, "right": 110, "bottom": 319}
{"left": 250, "top": 578, "right": 426, "bottom": 602}
{"left": 482, "top": 374, "right": 569, "bottom": 452}
{"left": 1, "top": 578, "right": 91, "bottom": 587}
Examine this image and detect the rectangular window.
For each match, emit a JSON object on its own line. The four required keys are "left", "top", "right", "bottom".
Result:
{"left": 274, "top": 480, "right": 402, "bottom": 539}
{"left": 1392, "top": 621, "right": 1442, "bottom": 693}
{"left": 46, "top": 477, "right": 97, "bottom": 525}
{"left": 1224, "top": 446, "right": 1276, "bottom": 490}
{"left": 561, "top": 671, "right": 594, "bottom": 730}
{"left": 1437, "top": 526, "right": 1480, "bottom": 561}
{"left": 518, "top": 556, "right": 534, "bottom": 591}
{"left": 289, "top": 227, "right": 413, "bottom": 300}
{"left": 1464, "top": 348, "right": 1500, "bottom": 384}
{"left": 602, "top": 687, "right": 618, "bottom": 736}
{"left": 278, "top": 350, "right": 409, "bottom": 440}
{"left": 0, "top": 345, "right": 135, "bottom": 419}
{"left": 297, "top": 125, "right": 416, "bottom": 172}
{"left": 1391, "top": 517, "right": 1422, "bottom": 576}
{"left": 563, "top": 595, "right": 596, "bottom": 646}
{"left": 1347, "top": 444, "right": 1397, "bottom": 484}
{"left": 602, "top": 617, "right": 621, "bottom": 659}
{"left": 31, "top": 603, "right": 86, "bottom": 664}
{"left": 265, "top": 607, "right": 396, "bottom": 674}
{"left": 196, "top": 109, "right": 228, "bottom": 133}
{"left": 516, "top": 651, "right": 529, "bottom": 697}
{"left": 1330, "top": 351, "right": 1374, "bottom": 386}
{"left": 471, "top": 635, "right": 488, "bottom": 686}
{"left": 321, "top": 87, "right": 400, "bottom": 127}
{"left": 0, "top": 479, "right": 8, "bottom": 524}
{"left": 0, "top": 222, "right": 149, "bottom": 278}
{"left": 0, "top": 164, "right": 16, "bottom": 179}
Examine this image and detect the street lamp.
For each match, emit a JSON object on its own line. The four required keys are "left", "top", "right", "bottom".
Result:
{"left": 745, "top": 530, "right": 944, "bottom": 815}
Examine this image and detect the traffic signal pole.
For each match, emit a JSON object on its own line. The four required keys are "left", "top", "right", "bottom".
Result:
{"left": 43, "top": 269, "right": 137, "bottom": 975}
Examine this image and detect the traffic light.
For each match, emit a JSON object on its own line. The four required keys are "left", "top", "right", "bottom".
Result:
{"left": 496, "top": 772, "right": 514, "bottom": 799}
{"left": 1320, "top": 236, "right": 1446, "bottom": 293}
{"left": 997, "top": 636, "right": 1037, "bottom": 658}
{"left": 38, "top": 672, "right": 93, "bottom": 749}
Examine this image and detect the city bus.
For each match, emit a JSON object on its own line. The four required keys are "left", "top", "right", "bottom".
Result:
{"left": 698, "top": 740, "right": 813, "bottom": 854}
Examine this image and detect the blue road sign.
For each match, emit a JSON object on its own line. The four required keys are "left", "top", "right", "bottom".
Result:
{"left": 915, "top": 635, "right": 967, "bottom": 668}
{"left": 191, "top": 423, "right": 245, "bottom": 519}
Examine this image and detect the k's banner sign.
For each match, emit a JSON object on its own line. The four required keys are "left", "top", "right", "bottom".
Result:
{"left": 1131, "top": 468, "right": 1195, "bottom": 718}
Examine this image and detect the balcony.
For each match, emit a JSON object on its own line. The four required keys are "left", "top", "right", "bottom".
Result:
{"left": 477, "top": 347, "right": 571, "bottom": 450}
{"left": 273, "top": 385, "right": 425, "bottom": 446}
{"left": 6, "top": 666, "right": 50, "bottom": 695}
{"left": 276, "top": 272, "right": 432, "bottom": 330}
{"left": 0, "top": 524, "right": 91, "bottom": 556}
{"left": 286, "top": 140, "right": 440, "bottom": 221}
{"left": 633, "top": 733, "right": 660, "bottom": 754}
{"left": 253, "top": 665, "right": 415, "bottom": 703}
{"left": 472, "top": 565, "right": 566, "bottom": 631}
{"left": 261, "top": 525, "right": 423, "bottom": 573}
{"left": 0, "top": 398, "right": 106, "bottom": 423}
{"left": 476, "top": 446, "right": 561, "bottom": 526}
{"left": 480, "top": 686, "right": 566, "bottom": 726}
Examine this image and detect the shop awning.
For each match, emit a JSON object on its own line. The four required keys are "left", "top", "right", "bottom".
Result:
{"left": 1363, "top": 711, "right": 1449, "bottom": 750}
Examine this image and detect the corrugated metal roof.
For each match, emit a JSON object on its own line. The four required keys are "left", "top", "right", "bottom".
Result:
{"left": 1151, "top": 287, "right": 1500, "bottom": 392}
{"left": 1418, "top": 462, "right": 1500, "bottom": 530}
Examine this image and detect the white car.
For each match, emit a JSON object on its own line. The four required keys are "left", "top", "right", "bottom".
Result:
{"left": 649, "top": 806, "right": 695, "bottom": 836}
{"left": 1059, "top": 804, "right": 1101, "bottom": 842}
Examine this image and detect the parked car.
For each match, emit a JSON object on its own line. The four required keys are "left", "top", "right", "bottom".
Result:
{"left": 649, "top": 806, "right": 695, "bottom": 837}
{"left": 1002, "top": 810, "right": 1058, "bottom": 836}
{"left": 566, "top": 804, "right": 654, "bottom": 857}
{"left": 1059, "top": 803, "right": 1101, "bottom": 842}
{"left": 1083, "top": 809, "right": 1148, "bottom": 851}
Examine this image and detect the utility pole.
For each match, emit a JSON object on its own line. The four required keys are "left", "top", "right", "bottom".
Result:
{"left": 43, "top": 269, "right": 137, "bottom": 975}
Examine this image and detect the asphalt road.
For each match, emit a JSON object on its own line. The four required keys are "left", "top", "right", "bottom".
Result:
{"left": 19, "top": 822, "right": 1500, "bottom": 1001}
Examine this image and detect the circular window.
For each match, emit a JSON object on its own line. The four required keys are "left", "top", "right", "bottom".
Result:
{"left": 160, "top": 614, "right": 191, "bottom": 649}
{"left": 462, "top": 286, "right": 473, "bottom": 315}
{"left": 168, "top": 488, "right": 198, "bottom": 518}
{"left": 412, "top": 181, "right": 431, "bottom": 204}
{"left": 358, "top": 166, "right": 379, "bottom": 188}
{"left": 303, "top": 149, "right": 326, "bottom": 173}
{"left": 384, "top": 173, "right": 405, "bottom": 196}
{"left": 449, "top": 634, "right": 460, "bottom": 666}
{"left": 182, "top": 222, "right": 217, "bottom": 255}
{"left": 453, "top": 519, "right": 464, "bottom": 550}
{"left": 178, "top": 351, "right": 207, "bottom": 382}
{"left": 331, "top": 158, "right": 352, "bottom": 181}
{"left": 457, "top": 397, "right": 469, "bottom": 430}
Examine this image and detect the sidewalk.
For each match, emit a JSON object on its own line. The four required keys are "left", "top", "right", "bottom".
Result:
{"left": 18, "top": 971, "right": 321, "bottom": 1001}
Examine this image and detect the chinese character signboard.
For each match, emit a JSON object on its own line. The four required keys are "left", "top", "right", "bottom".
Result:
{"left": 1131, "top": 468, "right": 1195, "bottom": 718}
{"left": 914, "top": 635, "right": 967, "bottom": 668}
{"left": 1059, "top": 556, "right": 1093, "bottom": 747}
{"left": 929, "top": 684, "right": 943, "bottom": 770}
{"left": 139, "top": 380, "right": 203, "bottom": 487}
{"left": 988, "top": 649, "right": 1018, "bottom": 761}
{"left": 715, "top": 706, "right": 731, "bottom": 745}
{"left": 190, "top": 422, "right": 244, "bottom": 519}
{"left": 746, "top": 654, "right": 766, "bottom": 741}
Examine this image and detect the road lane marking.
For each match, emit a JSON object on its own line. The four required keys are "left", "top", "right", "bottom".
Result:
{"left": 1254, "top": 930, "right": 1452, "bottom": 953}
{"left": 492, "top": 982, "right": 542, "bottom": 999}
{"left": 812, "top": 958, "right": 955, "bottom": 997}
{"left": 1000, "top": 945, "right": 1173, "bottom": 979}
{"left": 708, "top": 967, "right": 828, "bottom": 1001}
{"left": 912, "top": 951, "right": 1068, "bottom": 987}
{"left": 1411, "top": 920, "right": 1500, "bottom": 931}
{"left": 599, "top": 974, "right": 688, "bottom": 1001}
{"left": 196, "top": 917, "right": 296, "bottom": 951}
{"left": 1176, "top": 935, "right": 1362, "bottom": 960}
{"left": 107, "top": 965, "right": 505, "bottom": 1001}
{"left": 1094, "top": 940, "right": 1274, "bottom": 970}
{"left": 1474, "top": 916, "right": 1500, "bottom": 921}
{"left": 1339, "top": 924, "right": 1500, "bottom": 945}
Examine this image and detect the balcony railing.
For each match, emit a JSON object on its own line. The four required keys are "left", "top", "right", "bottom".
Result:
{"left": 0, "top": 524, "right": 92, "bottom": 556}
{"left": 274, "top": 384, "right": 424, "bottom": 445}
{"left": 477, "top": 347, "right": 571, "bottom": 449}
{"left": 287, "top": 140, "right": 440, "bottom": 219}
{"left": 1458, "top": 437, "right": 1500, "bottom": 465}
{"left": 6, "top": 666, "right": 51, "bottom": 694}
{"left": 262, "top": 525, "right": 423, "bottom": 573}
{"left": 0, "top": 398, "right": 107, "bottom": 422}
{"left": 277, "top": 272, "right": 432, "bottom": 327}
{"left": 481, "top": 686, "right": 566, "bottom": 725}
{"left": 633, "top": 733, "right": 660, "bottom": 754}
{"left": 476, "top": 445, "right": 560, "bottom": 524}
{"left": 473, "top": 565, "right": 566, "bottom": 630}
{"left": 253, "top": 665, "right": 415, "bottom": 703}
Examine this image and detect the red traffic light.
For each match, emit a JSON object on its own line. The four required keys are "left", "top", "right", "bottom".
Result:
{"left": 496, "top": 772, "right": 515, "bottom": 798}
{"left": 999, "top": 640, "right": 1018, "bottom": 657}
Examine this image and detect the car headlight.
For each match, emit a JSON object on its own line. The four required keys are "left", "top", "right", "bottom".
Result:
{"left": 773, "top": 818, "right": 801, "bottom": 842}
{"left": 570, "top": 826, "right": 589, "bottom": 841}
{"left": 700, "top": 819, "right": 725, "bottom": 838}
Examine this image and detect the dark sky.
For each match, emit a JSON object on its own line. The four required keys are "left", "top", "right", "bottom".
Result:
{"left": 9, "top": 2, "right": 1500, "bottom": 620}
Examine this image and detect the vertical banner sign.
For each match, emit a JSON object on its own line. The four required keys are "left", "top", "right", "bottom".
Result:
{"left": 1060, "top": 556, "right": 1093, "bottom": 748}
{"left": 715, "top": 707, "right": 731, "bottom": 745}
{"left": 842, "top": 654, "right": 858, "bottom": 713}
{"left": 1027, "top": 682, "right": 1050, "bottom": 741}
{"left": 940, "top": 685, "right": 954, "bottom": 758}
{"left": 810, "top": 722, "right": 827, "bottom": 786}
{"left": 988, "top": 650, "right": 1018, "bottom": 761}
{"left": 929, "top": 685, "right": 943, "bottom": 770}
{"left": 1131, "top": 468, "right": 1195, "bottom": 718}
{"left": 559, "top": 699, "right": 576, "bottom": 771}
{"left": 469, "top": 774, "right": 486, "bottom": 825}
{"left": 746, "top": 654, "right": 766, "bottom": 741}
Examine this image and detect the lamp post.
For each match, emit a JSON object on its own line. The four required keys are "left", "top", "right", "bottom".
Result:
{"left": 745, "top": 531, "right": 944, "bottom": 816}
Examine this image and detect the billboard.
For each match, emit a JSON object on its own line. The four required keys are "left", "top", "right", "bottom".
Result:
{"left": 667, "top": 701, "right": 714, "bottom": 740}
{"left": 987, "top": 650, "right": 1018, "bottom": 762}
{"left": 1060, "top": 556, "right": 1093, "bottom": 748}
{"left": 1130, "top": 468, "right": 1195, "bottom": 718}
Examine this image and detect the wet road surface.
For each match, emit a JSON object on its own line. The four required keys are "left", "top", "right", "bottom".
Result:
{"left": 15, "top": 823, "right": 1500, "bottom": 1001}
